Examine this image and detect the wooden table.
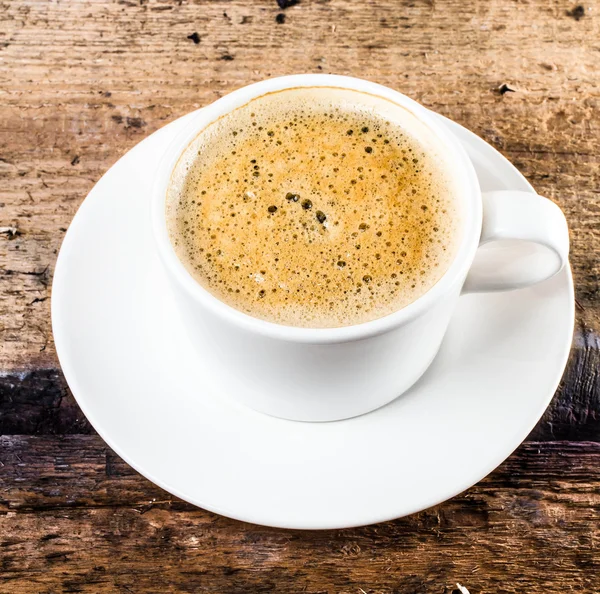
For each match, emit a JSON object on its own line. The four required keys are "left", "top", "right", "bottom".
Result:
{"left": 1, "top": 0, "right": 599, "bottom": 591}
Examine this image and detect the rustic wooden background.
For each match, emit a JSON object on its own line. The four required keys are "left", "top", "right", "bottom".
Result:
{"left": 1, "top": 0, "right": 599, "bottom": 591}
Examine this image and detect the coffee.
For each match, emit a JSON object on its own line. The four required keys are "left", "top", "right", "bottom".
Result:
{"left": 166, "top": 87, "right": 461, "bottom": 328}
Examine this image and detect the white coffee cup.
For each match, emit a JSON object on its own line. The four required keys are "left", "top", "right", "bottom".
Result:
{"left": 151, "top": 74, "right": 569, "bottom": 422}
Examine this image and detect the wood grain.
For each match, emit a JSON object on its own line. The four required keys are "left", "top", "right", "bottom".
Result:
{"left": 1, "top": 0, "right": 599, "bottom": 591}
{"left": 1, "top": 0, "right": 599, "bottom": 367}
{"left": 1, "top": 436, "right": 599, "bottom": 593}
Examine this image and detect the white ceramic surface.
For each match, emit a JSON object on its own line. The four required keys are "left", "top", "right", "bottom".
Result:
{"left": 150, "top": 75, "right": 569, "bottom": 422}
{"left": 52, "top": 110, "right": 574, "bottom": 530}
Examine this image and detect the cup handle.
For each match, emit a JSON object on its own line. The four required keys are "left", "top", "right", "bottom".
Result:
{"left": 462, "top": 191, "right": 569, "bottom": 293}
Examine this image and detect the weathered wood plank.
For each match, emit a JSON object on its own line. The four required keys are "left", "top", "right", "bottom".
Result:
{"left": 1, "top": 0, "right": 599, "bottom": 368}
{"left": 0, "top": 436, "right": 599, "bottom": 593}
{"left": 2, "top": 331, "right": 598, "bottom": 440}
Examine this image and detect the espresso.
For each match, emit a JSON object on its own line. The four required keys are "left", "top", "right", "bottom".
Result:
{"left": 166, "top": 87, "right": 461, "bottom": 328}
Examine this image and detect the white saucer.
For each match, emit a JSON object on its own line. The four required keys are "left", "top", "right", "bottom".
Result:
{"left": 52, "top": 110, "right": 574, "bottom": 529}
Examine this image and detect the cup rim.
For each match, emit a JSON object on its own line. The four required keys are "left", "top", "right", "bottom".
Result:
{"left": 151, "top": 74, "right": 481, "bottom": 344}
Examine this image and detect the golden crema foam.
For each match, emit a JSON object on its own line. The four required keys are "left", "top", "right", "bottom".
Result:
{"left": 166, "top": 87, "right": 461, "bottom": 328}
